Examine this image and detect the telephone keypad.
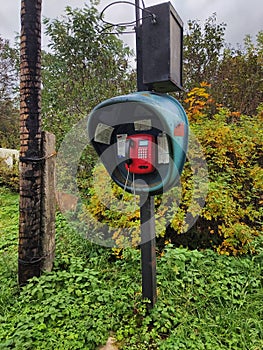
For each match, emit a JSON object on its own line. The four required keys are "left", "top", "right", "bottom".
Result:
{"left": 138, "top": 147, "right": 148, "bottom": 159}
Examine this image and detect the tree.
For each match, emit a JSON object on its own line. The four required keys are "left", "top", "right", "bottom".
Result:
{"left": 42, "top": 3, "right": 135, "bottom": 145}
{"left": 0, "top": 37, "right": 19, "bottom": 148}
{"left": 215, "top": 31, "right": 263, "bottom": 115}
{"left": 183, "top": 14, "right": 226, "bottom": 91}
{"left": 183, "top": 15, "right": 263, "bottom": 116}
{"left": 19, "top": 0, "right": 43, "bottom": 285}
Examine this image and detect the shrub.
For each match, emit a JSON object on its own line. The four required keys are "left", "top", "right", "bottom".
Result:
{"left": 0, "top": 158, "right": 19, "bottom": 192}
{"left": 187, "top": 92, "right": 263, "bottom": 255}
{"left": 84, "top": 83, "right": 262, "bottom": 255}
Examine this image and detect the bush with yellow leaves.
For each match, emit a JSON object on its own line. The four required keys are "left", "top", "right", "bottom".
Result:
{"left": 81, "top": 83, "right": 262, "bottom": 255}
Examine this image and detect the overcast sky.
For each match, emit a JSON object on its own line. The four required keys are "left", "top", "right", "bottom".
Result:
{"left": 0, "top": 0, "right": 262, "bottom": 51}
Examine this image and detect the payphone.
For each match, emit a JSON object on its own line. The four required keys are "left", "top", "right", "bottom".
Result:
{"left": 87, "top": 91, "right": 188, "bottom": 195}
{"left": 121, "top": 134, "right": 156, "bottom": 174}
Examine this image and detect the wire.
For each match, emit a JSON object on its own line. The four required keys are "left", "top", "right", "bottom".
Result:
{"left": 99, "top": 25, "right": 135, "bottom": 35}
{"left": 99, "top": 0, "right": 157, "bottom": 35}
{"left": 120, "top": 166, "right": 130, "bottom": 211}
{"left": 123, "top": 166, "right": 130, "bottom": 193}
{"left": 19, "top": 152, "right": 56, "bottom": 163}
{"left": 132, "top": 171, "right": 137, "bottom": 212}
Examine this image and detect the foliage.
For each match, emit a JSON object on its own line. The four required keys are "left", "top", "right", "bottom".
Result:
{"left": 0, "top": 187, "right": 19, "bottom": 314}
{"left": 214, "top": 31, "right": 263, "bottom": 115}
{"left": 183, "top": 16, "right": 263, "bottom": 116}
{"left": 78, "top": 162, "right": 185, "bottom": 249}
{"left": 42, "top": 2, "right": 136, "bottom": 146}
{"left": 0, "top": 36, "right": 19, "bottom": 149}
{"left": 183, "top": 14, "right": 226, "bottom": 90}
{"left": 0, "top": 190, "right": 262, "bottom": 349}
{"left": 80, "top": 163, "right": 141, "bottom": 247}
{"left": 183, "top": 81, "right": 215, "bottom": 121}
{"left": 179, "top": 83, "right": 262, "bottom": 255}
{"left": 84, "top": 82, "right": 262, "bottom": 255}
{"left": 117, "top": 245, "right": 263, "bottom": 349}
{"left": 0, "top": 159, "right": 19, "bottom": 192}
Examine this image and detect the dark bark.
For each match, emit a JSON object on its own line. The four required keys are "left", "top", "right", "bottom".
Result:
{"left": 18, "top": 0, "right": 42, "bottom": 286}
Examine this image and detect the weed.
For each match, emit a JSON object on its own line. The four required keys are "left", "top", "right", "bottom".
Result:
{"left": 0, "top": 188, "right": 262, "bottom": 349}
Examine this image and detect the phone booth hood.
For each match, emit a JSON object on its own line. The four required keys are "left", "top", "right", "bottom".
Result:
{"left": 87, "top": 91, "right": 189, "bottom": 195}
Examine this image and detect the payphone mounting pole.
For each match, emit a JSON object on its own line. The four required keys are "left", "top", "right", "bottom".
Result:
{"left": 140, "top": 194, "right": 157, "bottom": 308}
{"left": 135, "top": 0, "right": 157, "bottom": 308}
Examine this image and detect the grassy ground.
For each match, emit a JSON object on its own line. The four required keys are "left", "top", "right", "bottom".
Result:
{"left": 0, "top": 186, "right": 262, "bottom": 349}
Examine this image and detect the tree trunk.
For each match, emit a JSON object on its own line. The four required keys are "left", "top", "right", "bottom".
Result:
{"left": 18, "top": 0, "right": 42, "bottom": 286}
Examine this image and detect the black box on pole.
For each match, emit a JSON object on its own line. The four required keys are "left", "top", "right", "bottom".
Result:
{"left": 142, "top": 2, "right": 183, "bottom": 92}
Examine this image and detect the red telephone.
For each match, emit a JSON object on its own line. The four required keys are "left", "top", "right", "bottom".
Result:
{"left": 125, "top": 134, "right": 155, "bottom": 174}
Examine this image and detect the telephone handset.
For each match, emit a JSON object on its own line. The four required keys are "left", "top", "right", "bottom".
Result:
{"left": 125, "top": 134, "right": 155, "bottom": 174}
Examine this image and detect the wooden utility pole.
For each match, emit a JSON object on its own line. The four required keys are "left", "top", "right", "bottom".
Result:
{"left": 19, "top": 0, "right": 43, "bottom": 286}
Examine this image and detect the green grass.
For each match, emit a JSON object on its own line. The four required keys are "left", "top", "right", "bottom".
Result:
{"left": 0, "top": 186, "right": 262, "bottom": 349}
{"left": 0, "top": 187, "right": 19, "bottom": 316}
